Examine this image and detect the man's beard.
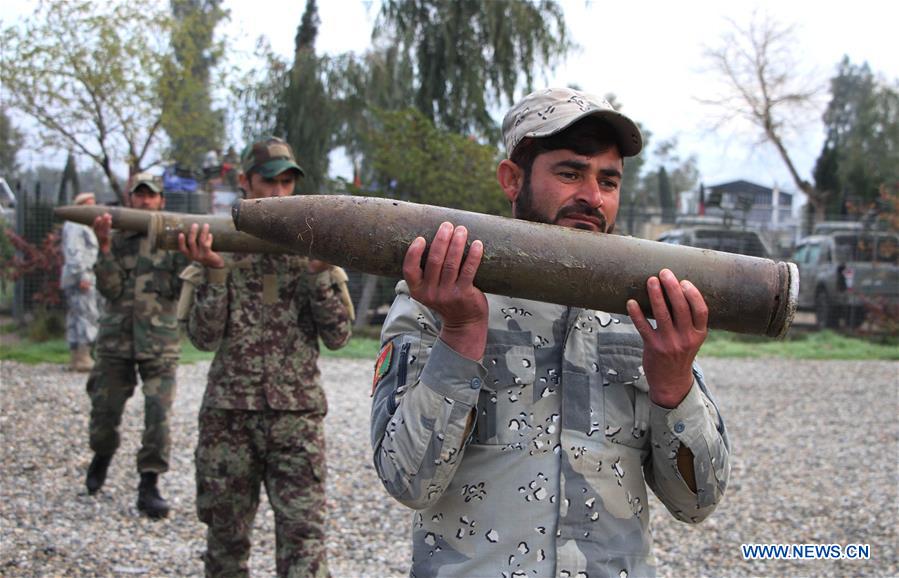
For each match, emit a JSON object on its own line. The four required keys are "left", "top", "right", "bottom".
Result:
{"left": 512, "top": 173, "right": 614, "bottom": 234}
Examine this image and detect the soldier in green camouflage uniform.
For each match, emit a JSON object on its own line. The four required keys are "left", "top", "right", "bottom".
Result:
{"left": 84, "top": 174, "right": 189, "bottom": 519}
{"left": 370, "top": 88, "right": 731, "bottom": 577}
{"left": 178, "top": 138, "right": 353, "bottom": 577}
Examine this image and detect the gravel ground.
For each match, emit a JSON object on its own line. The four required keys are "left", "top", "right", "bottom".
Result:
{"left": 1, "top": 356, "right": 896, "bottom": 577}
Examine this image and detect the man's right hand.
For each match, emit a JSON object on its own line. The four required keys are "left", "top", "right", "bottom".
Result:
{"left": 92, "top": 214, "right": 112, "bottom": 254}
{"left": 178, "top": 223, "right": 225, "bottom": 269}
{"left": 403, "top": 221, "right": 488, "bottom": 361}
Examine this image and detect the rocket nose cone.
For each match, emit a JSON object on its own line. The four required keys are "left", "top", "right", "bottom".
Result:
{"left": 54, "top": 205, "right": 79, "bottom": 220}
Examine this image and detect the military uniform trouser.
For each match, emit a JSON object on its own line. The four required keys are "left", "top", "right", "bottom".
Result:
{"left": 195, "top": 407, "right": 328, "bottom": 578}
{"left": 65, "top": 285, "right": 100, "bottom": 348}
{"left": 86, "top": 356, "right": 177, "bottom": 473}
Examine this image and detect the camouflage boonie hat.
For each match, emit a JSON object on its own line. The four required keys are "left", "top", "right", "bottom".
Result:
{"left": 502, "top": 87, "right": 643, "bottom": 158}
{"left": 241, "top": 137, "right": 305, "bottom": 178}
{"left": 129, "top": 172, "right": 163, "bottom": 195}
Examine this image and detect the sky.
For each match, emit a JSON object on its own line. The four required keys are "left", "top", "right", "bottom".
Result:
{"left": 221, "top": 0, "right": 899, "bottom": 210}
{"left": 5, "top": 0, "right": 899, "bottom": 210}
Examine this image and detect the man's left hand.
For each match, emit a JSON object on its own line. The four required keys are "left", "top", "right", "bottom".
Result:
{"left": 626, "top": 268, "right": 708, "bottom": 409}
{"left": 178, "top": 223, "right": 225, "bottom": 269}
{"left": 78, "top": 278, "right": 92, "bottom": 293}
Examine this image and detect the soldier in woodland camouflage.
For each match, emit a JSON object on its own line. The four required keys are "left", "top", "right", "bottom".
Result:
{"left": 85, "top": 174, "right": 188, "bottom": 519}
{"left": 61, "top": 191, "right": 101, "bottom": 372}
{"left": 178, "top": 137, "right": 353, "bottom": 577}
{"left": 370, "top": 88, "right": 731, "bottom": 577}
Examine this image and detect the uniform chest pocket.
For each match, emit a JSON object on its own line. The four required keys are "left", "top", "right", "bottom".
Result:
{"left": 473, "top": 337, "right": 536, "bottom": 446}
{"left": 150, "top": 262, "right": 177, "bottom": 301}
{"left": 599, "top": 333, "right": 650, "bottom": 450}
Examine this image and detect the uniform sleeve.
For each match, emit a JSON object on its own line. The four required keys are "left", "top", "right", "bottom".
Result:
{"left": 94, "top": 244, "right": 125, "bottom": 301}
{"left": 306, "top": 266, "right": 352, "bottom": 350}
{"left": 644, "top": 364, "right": 730, "bottom": 523}
{"left": 370, "top": 282, "right": 487, "bottom": 510}
{"left": 184, "top": 265, "right": 229, "bottom": 352}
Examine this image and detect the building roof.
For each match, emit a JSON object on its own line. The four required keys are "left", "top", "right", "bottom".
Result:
{"left": 707, "top": 179, "right": 792, "bottom": 207}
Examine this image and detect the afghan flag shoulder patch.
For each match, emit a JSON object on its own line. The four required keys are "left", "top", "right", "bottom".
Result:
{"left": 371, "top": 341, "right": 394, "bottom": 397}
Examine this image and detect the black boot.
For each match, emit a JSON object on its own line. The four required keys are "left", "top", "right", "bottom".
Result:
{"left": 136, "top": 472, "right": 170, "bottom": 519}
{"left": 85, "top": 454, "right": 112, "bottom": 495}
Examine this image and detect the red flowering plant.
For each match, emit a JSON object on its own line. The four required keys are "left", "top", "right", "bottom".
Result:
{"left": 1, "top": 227, "right": 63, "bottom": 308}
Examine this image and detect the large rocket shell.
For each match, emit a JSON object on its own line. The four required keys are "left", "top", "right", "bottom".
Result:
{"left": 233, "top": 195, "right": 797, "bottom": 337}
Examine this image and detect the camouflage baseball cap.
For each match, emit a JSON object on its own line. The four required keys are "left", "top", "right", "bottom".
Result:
{"left": 241, "top": 137, "right": 305, "bottom": 178}
{"left": 502, "top": 87, "right": 643, "bottom": 158}
{"left": 129, "top": 173, "right": 163, "bottom": 194}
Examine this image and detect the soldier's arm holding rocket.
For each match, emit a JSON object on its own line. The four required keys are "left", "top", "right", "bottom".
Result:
{"left": 305, "top": 264, "right": 353, "bottom": 350}
{"left": 371, "top": 222, "right": 488, "bottom": 509}
{"left": 627, "top": 270, "right": 730, "bottom": 521}
{"left": 402, "top": 222, "right": 488, "bottom": 361}
{"left": 92, "top": 213, "right": 125, "bottom": 301}
{"left": 178, "top": 224, "right": 228, "bottom": 351}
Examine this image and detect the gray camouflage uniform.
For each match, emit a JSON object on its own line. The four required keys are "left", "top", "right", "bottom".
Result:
{"left": 181, "top": 253, "right": 352, "bottom": 578}
{"left": 371, "top": 282, "right": 730, "bottom": 578}
{"left": 60, "top": 221, "right": 101, "bottom": 347}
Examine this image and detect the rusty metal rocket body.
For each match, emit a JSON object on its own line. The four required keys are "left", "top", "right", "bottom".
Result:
{"left": 54, "top": 204, "right": 294, "bottom": 254}
{"left": 233, "top": 195, "right": 798, "bottom": 337}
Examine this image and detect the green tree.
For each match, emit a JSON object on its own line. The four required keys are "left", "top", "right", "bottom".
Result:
{"left": 277, "top": 0, "right": 334, "bottom": 194}
{"left": 326, "top": 46, "right": 417, "bottom": 189}
{"left": 2, "top": 0, "right": 175, "bottom": 204}
{"left": 232, "top": 1, "right": 572, "bottom": 196}
{"left": 813, "top": 57, "right": 899, "bottom": 216}
{"left": 58, "top": 151, "right": 81, "bottom": 205}
{"left": 364, "top": 107, "right": 507, "bottom": 215}
{"left": 641, "top": 137, "right": 699, "bottom": 223}
{"left": 160, "top": 0, "right": 228, "bottom": 172}
{"left": 657, "top": 166, "right": 675, "bottom": 224}
{"left": 375, "top": 0, "right": 571, "bottom": 141}
{"left": 599, "top": 94, "right": 651, "bottom": 235}
{"left": 0, "top": 107, "right": 24, "bottom": 178}
{"left": 232, "top": 40, "right": 290, "bottom": 146}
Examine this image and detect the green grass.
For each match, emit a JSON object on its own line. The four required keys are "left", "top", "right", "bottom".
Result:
{"left": 181, "top": 335, "right": 380, "bottom": 363}
{"left": 0, "top": 338, "right": 69, "bottom": 364}
{"left": 700, "top": 329, "right": 899, "bottom": 360}
{"left": 321, "top": 336, "right": 380, "bottom": 360}
{"left": 1, "top": 335, "right": 382, "bottom": 365}
{"left": 1, "top": 330, "right": 895, "bottom": 365}
{"left": 179, "top": 339, "right": 215, "bottom": 364}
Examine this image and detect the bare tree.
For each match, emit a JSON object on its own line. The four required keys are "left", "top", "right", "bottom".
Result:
{"left": 699, "top": 13, "right": 827, "bottom": 219}
{"left": 3, "top": 0, "right": 174, "bottom": 204}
